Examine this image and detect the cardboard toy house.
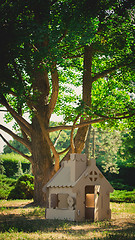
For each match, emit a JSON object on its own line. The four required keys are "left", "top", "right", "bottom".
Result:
{"left": 43, "top": 153, "right": 114, "bottom": 221}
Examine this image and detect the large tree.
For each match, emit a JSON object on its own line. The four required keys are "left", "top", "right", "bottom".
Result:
{"left": 0, "top": 0, "right": 135, "bottom": 205}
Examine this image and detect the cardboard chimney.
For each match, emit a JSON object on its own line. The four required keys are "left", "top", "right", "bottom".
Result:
{"left": 43, "top": 154, "right": 114, "bottom": 221}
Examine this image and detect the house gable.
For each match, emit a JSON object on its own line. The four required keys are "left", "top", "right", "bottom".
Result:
{"left": 73, "top": 160, "right": 114, "bottom": 193}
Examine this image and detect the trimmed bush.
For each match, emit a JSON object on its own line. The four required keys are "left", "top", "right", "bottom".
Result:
{"left": 0, "top": 158, "right": 5, "bottom": 175}
{"left": 110, "top": 179, "right": 134, "bottom": 191}
{"left": 110, "top": 189, "right": 135, "bottom": 203}
{"left": 0, "top": 175, "right": 16, "bottom": 199}
{"left": 1, "top": 153, "right": 31, "bottom": 177}
{"left": 8, "top": 174, "right": 34, "bottom": 200}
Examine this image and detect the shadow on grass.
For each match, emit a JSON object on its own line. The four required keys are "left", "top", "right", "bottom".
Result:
{"left": 0, "top": 201, "right": 37, "bottom": 210}
{"left": 0, "top": 213, "right": 135, "bottom": 240}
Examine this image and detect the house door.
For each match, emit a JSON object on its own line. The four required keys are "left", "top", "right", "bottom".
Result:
{"left": 85, "top": 186, "right": 95, "bottom": 221}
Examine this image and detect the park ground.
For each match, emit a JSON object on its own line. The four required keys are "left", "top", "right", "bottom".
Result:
{"left": 0, "top": 200, "right": 135, "bottom": 240}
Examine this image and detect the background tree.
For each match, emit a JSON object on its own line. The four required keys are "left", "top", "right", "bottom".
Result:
{"left": 118, "top": 127, "right": 135, "bottom": 167}
{"left": 3, "top": 135, "right": 30, "bottom": 154}
{"left": 0, "top": 0, "right": 135, "bottom": 205}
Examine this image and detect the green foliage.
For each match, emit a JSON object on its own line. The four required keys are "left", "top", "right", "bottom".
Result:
{"left": 118, "top": 128, "right": 135, "bottom": 167}
{"left": 1, "top": 153, "right": 29, "bottom": 163}
{"left": 50, "top": 129, "right": 71, "bottom": 152}
{"left": 95, "top": 130, "right": 122, "bottom": 174}
{"left": 104, "top": 166, "right": 135, "bottom": 188}
{"left": 0, "top": 157, "right": 5, "bottom": 175}
{"left": 110, "top": 189, "right": 135, "bottom": 203}
{"left": 0, "top": 175, "right": 16, "bottom": 200}
{"left": 110, "top": 179, "right": 134, "bottom": 191}
{"left": 8, "top": 174, "right": 34, "bottom": 200}
{"left": 3, "top": 139, "right": 29, "bottom": 154}
{"left": 1, "top": 153, "right": 31, "bottom": 178}
{"left": 0, "top": 0, "right": 134, "bottom": 127}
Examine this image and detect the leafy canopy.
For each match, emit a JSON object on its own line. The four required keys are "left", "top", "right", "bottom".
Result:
{"left": 0, "top": 0, "right": 135, "bottom": 127}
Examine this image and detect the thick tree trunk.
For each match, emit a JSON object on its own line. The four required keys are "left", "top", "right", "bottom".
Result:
{"left": 31, "top": 117, "right": 53, "bottom": 206}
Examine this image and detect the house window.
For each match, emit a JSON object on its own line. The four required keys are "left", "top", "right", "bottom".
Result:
{"left": 50, "top": 194, "right": 58, "bottom": 209}
{"left": 89, "top": 171, "right": 98, "bottom": 181}
{"left": 86, "top": 194, "right": 95, "bottom": 208}
{"left": 58, "top": 194, "right": 69, "bottom": 209}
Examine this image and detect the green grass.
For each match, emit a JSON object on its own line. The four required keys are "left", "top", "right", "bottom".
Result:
{"left": 0, "top": 200, "right": 135, "bottom": 239}
{"left": 111, "top": 202, "right": 135, "bottom": 214}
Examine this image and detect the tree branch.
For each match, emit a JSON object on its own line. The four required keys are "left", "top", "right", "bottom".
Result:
{"left": 57, "top": 29, "right": 67, "bottom": 43}
{"left": 63, "top": 53, "right": 83, "bottom": 59}
{"left": 0, "top": 124, "right": 31, "bottom": 152}
{"left": 54, "top": 130, "right": 62, "bottom": 147}
{"left": 50, "top": 0, "right": 58, "bottom": 6}
{"left": 0, "top": 94, "right": 32, "bottom": 137}
{"left": 0, "top": 109, "right": 8, "bottom": 112}
{"left": 0, "top": 134, "right": 32, "bottom": 162}
{"left": 70, "top": 114, "right": 81, "bottom": 153}
{"left": 58, "top": 145, "right": 70, "bottom": 155}
{"left": 92, "top": 62, "right": 125, "bottom": 82}
{"left": 48, "top": 63, "right": 59, "bottom": 118}
{"left": 9, "top": 90, "right": 17, "bottom": 97}
{"left": 47, "top": 118, "right": 104, "bottom": 132}
{"left": 47, "top": 110, "right": 135, "bottom": 132}
{"left": 92, "top": 66, "right": 118, "bottom": 82}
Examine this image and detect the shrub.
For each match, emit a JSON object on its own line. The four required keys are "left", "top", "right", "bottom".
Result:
{"left": 0, "top": 158, "right": 5, "bottom": 175}
{"left": 110, "top": 179, "right": 134, "bottom": 191}
{"left": 0, "top": 175, "right": 16, "bottom": 199}
{"left": 8, "top": 174, "right": 34, "bottom": 200}
{"left": 110, "top": 189, "right": 135, "bottom": 203}
{"left": 1, "top": 153, "right": 31, "bottom": 177}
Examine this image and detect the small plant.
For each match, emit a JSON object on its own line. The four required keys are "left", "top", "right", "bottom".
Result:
{"left": 8, "top": 174, "right": 34, "bottom": 200}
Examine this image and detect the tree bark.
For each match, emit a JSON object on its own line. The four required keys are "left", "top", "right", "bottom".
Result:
{"left": 31, "top": 116, "right": 53, "bottom": 206}
{"left": 85, "top": 125, "right": 92, "bottom": 160}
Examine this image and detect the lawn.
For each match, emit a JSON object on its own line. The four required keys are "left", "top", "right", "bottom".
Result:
{"left": 0, "top": 200, "right": 135, "bottom": 240}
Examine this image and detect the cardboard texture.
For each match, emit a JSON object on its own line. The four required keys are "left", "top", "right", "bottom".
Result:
{"left": 43, "top": 153, "right": 114, "bottom": 221}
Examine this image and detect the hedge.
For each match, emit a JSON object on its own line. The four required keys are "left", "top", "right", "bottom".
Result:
{"left": 110, "top": 189, "right": 135, "bottom": 203}
{"left": 0, "top": 153, "right": 31, "bottom": 178}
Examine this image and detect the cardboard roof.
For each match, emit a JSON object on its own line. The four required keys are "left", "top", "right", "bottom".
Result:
{"left": 43, "top": 158, "right": 114, "bottom": 192}
{"left": 46, "top": 165, "right": 73, "bottom": 188}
